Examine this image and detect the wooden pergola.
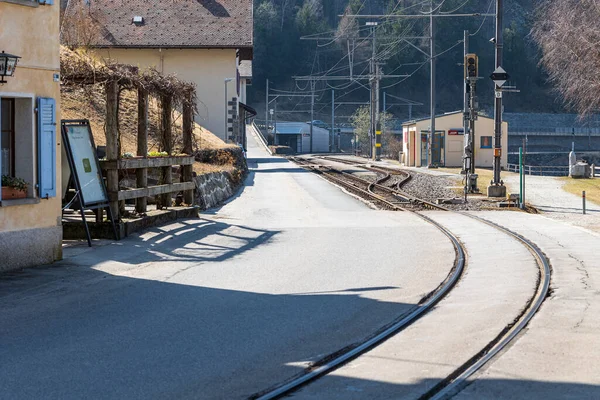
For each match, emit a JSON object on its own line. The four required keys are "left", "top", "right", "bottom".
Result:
{"left": 60, "top": 47, "right": 197, "bottom": 221}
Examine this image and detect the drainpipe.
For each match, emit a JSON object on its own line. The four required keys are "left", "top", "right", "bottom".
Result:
{"left": 158, "top": 48, "right": 164, "bottom": 74}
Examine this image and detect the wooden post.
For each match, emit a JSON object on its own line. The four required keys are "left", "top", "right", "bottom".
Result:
{"left": 182, "top": 93, "right": 194, "bottom": 205}
{"left": 160, "top": 95, "right": 173, "bottom": 208}
{"left": 136, "top": 87, "right": 149, "bottom": 213}
{"left": 105, "top": 80, "right": 120, "bottom": 221}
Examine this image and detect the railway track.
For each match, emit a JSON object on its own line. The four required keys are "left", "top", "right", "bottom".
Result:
{"left": 292, "top": 157, "right": 444, "bottom": 211}
{"left": 251, "top": 156, "right": 551, "bottom": 400}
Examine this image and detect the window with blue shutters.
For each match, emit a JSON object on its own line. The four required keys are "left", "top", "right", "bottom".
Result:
{"left": 37, "top": 97, "right": 57, "bottom": 199}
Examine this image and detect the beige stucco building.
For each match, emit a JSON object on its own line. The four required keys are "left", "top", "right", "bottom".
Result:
{"left": 402, "top": 111, "right": 508, "bottom": 168}
{"left": 64, "top": 0, "right": 253, "bottom": 143}
{"left": 0, "top": 0, "right": 63, "bottom": 271}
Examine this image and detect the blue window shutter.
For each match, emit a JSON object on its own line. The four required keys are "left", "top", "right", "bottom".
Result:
{"left": 37, "top": 97, "right": 57, "bottom": 198}
{"left": 38, "top": 0, "right": 54, "bottom": 4}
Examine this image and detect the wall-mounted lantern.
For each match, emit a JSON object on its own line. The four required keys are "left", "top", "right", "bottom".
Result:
{"left": 0, "top": 51, "right": 21, "bottom": 84}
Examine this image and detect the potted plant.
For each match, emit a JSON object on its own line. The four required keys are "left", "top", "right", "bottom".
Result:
{"left": 1, "top": 175, "right": 28, "bottom": 199}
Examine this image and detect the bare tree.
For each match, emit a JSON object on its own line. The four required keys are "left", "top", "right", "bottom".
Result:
{"left": 60, "top": 0, "right": 106, "bottom": 50}
{"left": 350, "top": 106, "right": 396, "bottom": 156}
{"left": 532, "top": 0, "right": 600, "bottom": 115}
{"left": 336, "top": 3, "right": 360, "bottom": 43}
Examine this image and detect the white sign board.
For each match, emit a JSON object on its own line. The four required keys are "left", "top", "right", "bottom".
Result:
{"left": 64, "top": 124, "right": 108, "bottom": 206}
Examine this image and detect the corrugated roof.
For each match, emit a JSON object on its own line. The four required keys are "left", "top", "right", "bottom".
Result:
{"left": 274, "top": 122, "right": 329, "bottom": 135}
{"left": 274, "top": 122, "right": 309, "bottom": 135}
{"left": 65, "top": 0, "right": 253, "bottom": 49}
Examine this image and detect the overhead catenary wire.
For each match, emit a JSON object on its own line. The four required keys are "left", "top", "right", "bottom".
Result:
{"left": 274, "top": 0, "right": 495, "bottom": 124}
{"left": 470, "top": 0, "right": 495, "bottom": 36}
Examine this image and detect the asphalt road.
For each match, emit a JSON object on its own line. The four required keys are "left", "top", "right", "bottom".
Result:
{"left": 0, "top": 133, "right": 454, "bottom": 399}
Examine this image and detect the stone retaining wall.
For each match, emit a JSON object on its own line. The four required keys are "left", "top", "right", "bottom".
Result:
{"left": 194, "top": 171, "right": 241, "bottom": 210}
{"left": 193, "top": 146, "right": 247, "bottom": 210}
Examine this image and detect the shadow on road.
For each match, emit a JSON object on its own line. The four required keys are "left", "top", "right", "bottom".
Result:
{"left": 0, "top": 220, "right": 595, "bottom": 399}
{"left": 0, "top": 216, "right": 415, "bottom": 399}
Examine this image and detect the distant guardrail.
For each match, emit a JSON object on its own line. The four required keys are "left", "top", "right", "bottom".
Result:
{"left": 251, "top": 121, "right": 272, "bottom": 155}
{"left": 506, "top": 163, "right": 570, "bottom": 176}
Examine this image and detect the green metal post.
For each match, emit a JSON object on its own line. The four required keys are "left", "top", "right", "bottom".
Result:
{"left": 519, "top": 146, "right": 523, "bottom": 209}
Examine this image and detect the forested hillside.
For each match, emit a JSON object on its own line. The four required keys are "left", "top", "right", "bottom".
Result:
{"left": 250, "top": 0, "right": 561, "bottom": 122}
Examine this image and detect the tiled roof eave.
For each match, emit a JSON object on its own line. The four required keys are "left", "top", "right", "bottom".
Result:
{"left": 91, "top": 44, "right": 253, "bottom": 49}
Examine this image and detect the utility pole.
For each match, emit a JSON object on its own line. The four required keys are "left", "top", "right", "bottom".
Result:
{"left": 489, "top": 0, "right": 507, "bottom": 197}
{"left": 463, "top": 30, "right": 470, "bottom": 175}
{"left": 273, "top": 98, "right": 277, "bottom": 146}
{"left": 265, "top": 79, "right": 269, "bottom": 138}
{"left": 382, "top": 91, "right": 386, "bottom": 150}
{"left": 374, "top": 64, "right": 382, "bottom": 161}
{"left": 310, "top": 78, "right": 315, "bottom": 153}
{"left": 368, "top": 22, "right": 377, "bottom": 159}
{"left": 331, "top": 89, "right": 335, "bottom": 152}
{"left": 366, "top": 21, "right": 381, "bottom": 160}
{"left": 429, "top": 0, "right": 436, "bottom": 167}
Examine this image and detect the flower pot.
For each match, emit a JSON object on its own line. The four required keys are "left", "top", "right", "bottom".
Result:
{"left": 1, "top": 186, "right": 27, "bottom": 199}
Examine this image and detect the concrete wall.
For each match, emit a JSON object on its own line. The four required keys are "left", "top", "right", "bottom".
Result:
{"left": 403, "top": 113, "right": 508, "bottom": 168}
{"left": 93, "top": 48, "right": 238, "bottom": 141}
{"left": 0, "top": 0, "right": 63, "bottom": 270}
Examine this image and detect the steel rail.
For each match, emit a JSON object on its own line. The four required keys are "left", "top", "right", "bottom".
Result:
{"left": 423, "top": 216, "right": 551, "bottom": 400}
{"left": 251, "top": 159, "right": 467, "bottom": 400}
{"left": 321, "top": 156, "right": 552, "bottom": 399}
{"left": 314, "top": 156, "right": 443, "bottom": 210}
{"left": 316, "top": 156, "right": 434, "bottom": 208}
{"left": 258, "top": 156, "right": 551, "bottom": 400}
{"left": 293, "top": 159, "right": 407, "bottom": 211}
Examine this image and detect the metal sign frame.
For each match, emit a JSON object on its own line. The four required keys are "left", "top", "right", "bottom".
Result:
{"left": 61, "top": 119, "right": 117, "bottom": 246}
{"left": 490, "top": 66, "right": 510, "bottom": 87}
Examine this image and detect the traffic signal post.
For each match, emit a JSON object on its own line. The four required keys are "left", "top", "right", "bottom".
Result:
{"left": 488, "top": 0, "right": 508, "bottom": 198}
{"left": 463, "top": 52, "right": 480, "bottom": 194}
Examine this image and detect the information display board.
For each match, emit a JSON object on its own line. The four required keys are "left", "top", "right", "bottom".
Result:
{"left": 62, "top": 121, "right": 108, "bottom": 206}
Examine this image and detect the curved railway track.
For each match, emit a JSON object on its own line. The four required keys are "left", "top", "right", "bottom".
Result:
{"left": 251, "top": 156, "right": 551, "bottom": 400}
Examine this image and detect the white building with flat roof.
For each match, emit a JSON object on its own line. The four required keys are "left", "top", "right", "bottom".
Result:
{"left": 274, "top": 122, "right": 329, "bottom": 153}
{"left": 402, "top": 111, "right": 508, "bottom": 168}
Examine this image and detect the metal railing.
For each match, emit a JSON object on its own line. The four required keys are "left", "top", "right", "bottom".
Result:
{"left": 251, "top": 121, "right": 273, "bottom": 154}
{"left": 506, "top": 163, "right": 570, "bottom": 176}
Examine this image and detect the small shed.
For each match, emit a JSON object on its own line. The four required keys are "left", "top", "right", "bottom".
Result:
{"left": 402, "top": 111, "right": 508, "bottom": 168}
{"left": 274, "top": 122, "right": 329, "bottom": 153}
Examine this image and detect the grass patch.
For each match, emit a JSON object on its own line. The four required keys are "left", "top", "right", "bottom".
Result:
{"left": 560, "top": 177, "right": 600, "bottom": 205}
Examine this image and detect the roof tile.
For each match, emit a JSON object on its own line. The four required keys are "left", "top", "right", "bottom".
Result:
{"left": 66, "top": 0, "right": 253, "bottom": 48}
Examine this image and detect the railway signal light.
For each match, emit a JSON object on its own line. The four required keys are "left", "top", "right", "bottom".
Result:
{"left": 465, "top": 54, "right": 478, "bottom": 79}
